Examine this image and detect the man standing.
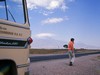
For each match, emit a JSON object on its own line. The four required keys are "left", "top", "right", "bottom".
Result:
{"left": 68, "top": 38, "right": 75, "bottom": 66}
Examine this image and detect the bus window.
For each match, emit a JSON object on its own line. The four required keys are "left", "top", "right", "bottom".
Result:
{"left": 0, "top": 0, "right": 25, "bottom": 24}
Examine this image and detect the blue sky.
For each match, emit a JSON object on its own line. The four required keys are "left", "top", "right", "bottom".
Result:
{"left": 26, "top": 0, "right": 100, "bottom": 48}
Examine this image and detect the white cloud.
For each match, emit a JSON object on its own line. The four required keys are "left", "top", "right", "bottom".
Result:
{"left": 61, "top": 3, "right": 69, "bottom": 11}
{"left": 0, "top": 5, "right": 9, "bottom": 9}
{"left": 35, "top": 33, "right": 55, "bottom": 38}
{"left": 12, "top": 0, "right": 74, "bottom": 11}
{"left": 42, "top": 17, "right": 65, "bottom": 24}
{"left": 27, "top": 0, "right": 67, "bottom": 11}
{"left": 12, "top": 0, "right": 21, "bottom": 3}
{"left": 39, "top": 10, "right": 54, "bottom": 16}
{"left": 46, "top": 0, "right": 61, "bottom": 10}
{"left": 68, "top": 0, "right": 75, "bottom": 2}
{"left": 0, "top": 6, "right": 5, "bottom": 8}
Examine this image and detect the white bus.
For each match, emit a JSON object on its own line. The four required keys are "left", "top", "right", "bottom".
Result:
{"left": 0, "top": 0, "right": 32, "bottom": 75}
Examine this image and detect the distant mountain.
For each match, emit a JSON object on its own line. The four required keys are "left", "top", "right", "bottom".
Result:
{"left": 75, "top": 42, "right": 100, "bottom": 49}
{"left": 31, "top": 37, "right": 67, "bottom": 49}
{"left": 31, "top": 37, "right": 100, "bottom": 49}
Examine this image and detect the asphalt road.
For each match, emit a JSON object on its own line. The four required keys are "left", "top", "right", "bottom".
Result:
{"left": 30, "top": 52, "right": 100, "bottom": 62}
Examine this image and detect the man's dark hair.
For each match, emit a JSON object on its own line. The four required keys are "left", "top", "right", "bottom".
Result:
{"left": 71, "top": 38, "right": 74, "bottom": 41}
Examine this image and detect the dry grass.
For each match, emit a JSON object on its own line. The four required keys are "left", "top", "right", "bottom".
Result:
{"left": 30, "top": 49, "right": 67, "bottom": 54}
{"left": 30, "top": 49, "right": 100, "bottom": 54}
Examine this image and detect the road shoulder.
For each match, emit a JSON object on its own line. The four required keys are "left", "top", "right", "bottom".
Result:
{"left": 29, "top": 54, "right": 100, "bottom": 75}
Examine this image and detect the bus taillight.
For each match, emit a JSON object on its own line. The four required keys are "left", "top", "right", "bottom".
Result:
{"left": 27, "top": 37, "right": 33, "bottom": 44}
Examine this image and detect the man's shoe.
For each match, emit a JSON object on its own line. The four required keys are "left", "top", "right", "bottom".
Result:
{"left": 69, "top": 62, "right": 73, "bottom": 66}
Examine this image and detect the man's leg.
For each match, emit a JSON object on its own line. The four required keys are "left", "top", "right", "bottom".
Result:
{"left": 68, "top": 50, "right": 73, "bottom": 66}
{"left": 71, "top": 52, "right": 75, "bottom": 64}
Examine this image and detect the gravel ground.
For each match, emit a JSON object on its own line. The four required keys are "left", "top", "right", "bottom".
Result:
{"left": 29, "top": 54, "right": 100, "bottom": 75}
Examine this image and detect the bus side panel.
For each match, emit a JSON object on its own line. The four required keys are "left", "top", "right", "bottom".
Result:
{"left": 0, "top": 23, "right": 31, "bottom": 75}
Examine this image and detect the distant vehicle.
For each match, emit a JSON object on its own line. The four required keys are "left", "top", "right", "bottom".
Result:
{"left": 0, "top": 0, "right": 32, "bottom": 75}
